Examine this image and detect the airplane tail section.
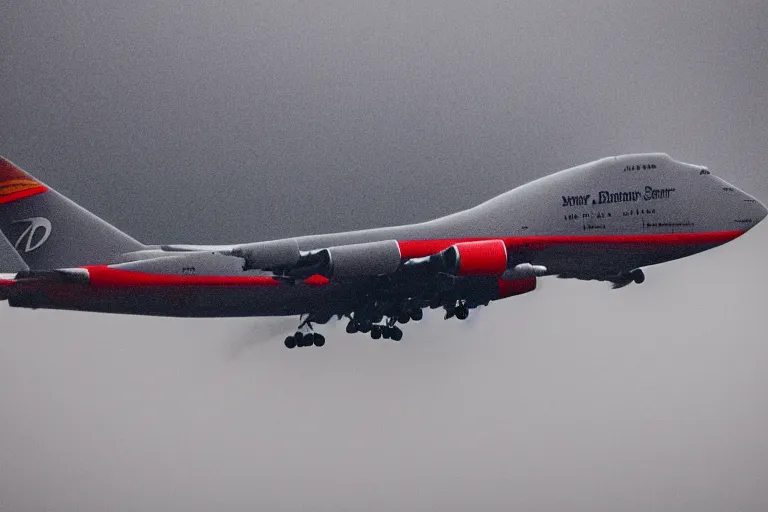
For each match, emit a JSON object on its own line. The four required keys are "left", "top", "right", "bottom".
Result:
{"left": 0, "top": 156, "right": 144, "bottom": 269}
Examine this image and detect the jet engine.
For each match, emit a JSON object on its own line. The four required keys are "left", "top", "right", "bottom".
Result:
{"left": 442, "top": 240, "right": 508, "bottom": 276}
{"left": 496, "top": 276, "right": 537, "bottom": 299}
{"left": 308, "top": 240, "right": 402, "bottom": 278}
{"left": 232, "top": 239, "right": 402, "bottom": 278}
{"left": 440, "top": 274, "right": 538, "bottom": 306}
{"left": 229, "top": 239, "right": 301, "bottom": 271}
{"left": 500, "top": 263, "right": 548, "bottom": 281}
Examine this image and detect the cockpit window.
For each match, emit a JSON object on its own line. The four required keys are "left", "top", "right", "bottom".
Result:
{"left": 700, "top": 168, "right": 711, "bottom": 175}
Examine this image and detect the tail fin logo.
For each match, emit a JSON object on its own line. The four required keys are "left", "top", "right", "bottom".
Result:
{"left": 12, "top": 217, "right": 52, "bottom": 253}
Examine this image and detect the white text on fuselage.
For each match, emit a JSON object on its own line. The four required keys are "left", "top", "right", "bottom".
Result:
{"left": 562, "top": 186, "right": 675, "bottom": 206}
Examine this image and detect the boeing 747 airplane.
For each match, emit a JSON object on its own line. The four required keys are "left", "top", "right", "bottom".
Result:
{"left": 0, "top": 153, "right": 764, "bottom": 348}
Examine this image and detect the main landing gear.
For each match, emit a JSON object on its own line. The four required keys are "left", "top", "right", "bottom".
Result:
{"left": 285, "top": 305, "right": 426, "bottom": 348}
{"left": 345, "top": 305, "right": 424, "bottom": 342}
{"left": 284, "top": 315, "right": 326, "bottom": 349}
{"left": 345, "top": 320, "right": 404, "bottom": 341}
{"left": 284, "top": 332, "right": 325, "bottom": 349}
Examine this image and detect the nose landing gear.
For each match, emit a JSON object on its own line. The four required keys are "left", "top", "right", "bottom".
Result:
{"left": 444, "top": 301, "right": 470, "bottom": 320}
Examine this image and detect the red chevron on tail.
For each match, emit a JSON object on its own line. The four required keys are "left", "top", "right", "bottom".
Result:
{"left": 0, "top": 157, "right": 48, "bottom": 205}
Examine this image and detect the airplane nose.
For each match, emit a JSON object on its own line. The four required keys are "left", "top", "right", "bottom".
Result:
{"left": 744, "top": 191, "right": 768, "bottom": 227}
{"left": 756, "top": 198, "right": 768, "bottom": 224}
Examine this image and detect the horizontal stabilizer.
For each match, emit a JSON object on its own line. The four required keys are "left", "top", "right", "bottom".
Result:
{"left": 0, "top": 229, "right": 28, "bottom": 272}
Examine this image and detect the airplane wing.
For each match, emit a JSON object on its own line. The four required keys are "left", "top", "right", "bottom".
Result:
{"left": 219, "top": 238, "right": 547, "bottom": 324}
{"left": 159, "top": 244, "right": 239, "bottom": 252}
{"left": 222, "top": 238, "right": 547, "bottom": 279}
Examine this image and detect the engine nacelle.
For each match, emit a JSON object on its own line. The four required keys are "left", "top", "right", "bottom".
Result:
{"left": 442, "top": 240, "right": 508, "bottom": 276}
{"left": 496, "top": 276, "right": 537, "bottom": 299}
{"left": 443, "top": 274, "right": 538, "bottom": 306}
{"left": 500, "top": 263, "right": 548, "bottom": 281}
{"left": 321, "top": 239, "right": 402, "bottom": 278}
{"left": 229, "top": 239, "right": 301, "bottom": 271}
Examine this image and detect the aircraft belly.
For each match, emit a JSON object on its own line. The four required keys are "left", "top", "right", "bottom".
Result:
{"left": 529, "top": 237, "right": 732, "bottom": 275}
{"left": 8, "top": 282, "right": 352, "bottom": 318}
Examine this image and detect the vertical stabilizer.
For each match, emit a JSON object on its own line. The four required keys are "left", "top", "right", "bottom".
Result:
{"left": 0, "top": 157, "right": 144, "bottom": 269}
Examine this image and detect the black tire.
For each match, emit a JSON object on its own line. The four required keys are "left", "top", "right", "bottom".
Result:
{"left": 632, "top": 269, "right": 645, "bottom": 284}
{"left": 284, "top": 335, "right": 296, "bottom": 349}
{"left": 391, "top": 327, "right": 403, "bottom": 341}
{"left": 456, "top": 307, "right": 469, "bottom": 320}
{"left": 381, "top": 328, "right": 391, "bottom": 339}
{"left": 397, "top": 313, "right": 410, "bottom": 324}
{"left": 313, "top": 334, "right": 326, "bottom": 347}
{"left": 294, "top": 332, "right": 305, "bottom": 347}
{"left": 359, "top": 323, "right": 371, "bottom": 334}
{"left": 346, "top": 322, "right": 358, "bottom": 334}
{"left": 410, "top": 309, "right": 423, "bottom": 321}
{"left": 371, "top": 326, "right": 382, "bottom": 340}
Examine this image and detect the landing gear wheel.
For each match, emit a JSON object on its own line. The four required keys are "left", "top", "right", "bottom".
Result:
{"left": 313, "top": 333, "right": 325, "bottom": 347}
{"left": 455, "top": 306, "right": 469, "bottom": 320}
{"left": 346, "top": 321, "right": 358, "bottom": 334}
{"left": 381, "top": 328, "right": 391, "bottom": 340}
{"left": 631, "top": 269, "right": 645, "bottom": 284}
{"left": 397, "top": 313, "right": 410, "bottom": 324}
{"left": 390, "top": 326, "right": 403, "bottom": 341}
{"left": 410, "top": 309, "right": 423, "bottom": 321}
{"left": 359, "top": 323, "right": 371, "bottom": 334}
{"left": 371, "top": 326, "right": 382, "bottom": 339}
{"left": 284, "top": 335, "right": 296, "bottom": 349}
{"left": 294, "top": 332, "right": 305, "bottom": 347}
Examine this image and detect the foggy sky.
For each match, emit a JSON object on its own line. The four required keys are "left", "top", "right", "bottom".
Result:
{"left": 1, "top": 1, "right": 768, "bottom": 511}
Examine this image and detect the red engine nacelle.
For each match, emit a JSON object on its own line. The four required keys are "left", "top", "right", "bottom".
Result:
{"left": 444, "top": 239, "right": 509, "bottom": 276}
{"left": 496, "top": 276, "right": 537, "bottom": 299}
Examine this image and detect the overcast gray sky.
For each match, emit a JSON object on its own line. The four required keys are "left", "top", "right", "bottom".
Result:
{"left": 1, "top": 1, "right": 767, "bottom": 510}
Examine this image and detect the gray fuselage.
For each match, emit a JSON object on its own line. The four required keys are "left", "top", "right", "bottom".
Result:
{"left": 4, "top": 153, "right": 766, "bottom": 318}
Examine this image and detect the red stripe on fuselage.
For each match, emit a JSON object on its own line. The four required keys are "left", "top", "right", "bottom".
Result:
{"left": 396, "top": 231, "right": 744, "bottom": 258}
{"left": 80, "top": 267, "right": 333, "bottom": 288}
{"left": 83, "top": 266, "right": 282, "bottom": 288}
